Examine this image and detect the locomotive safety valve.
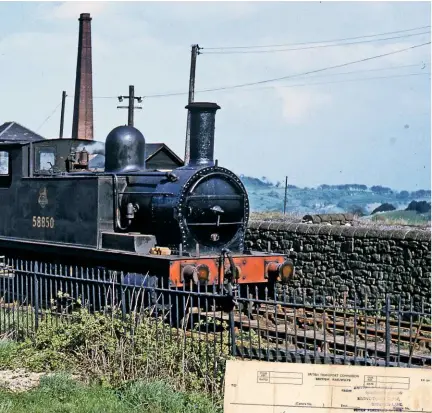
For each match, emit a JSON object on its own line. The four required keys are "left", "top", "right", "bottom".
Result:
{"left": 266, "top": 260, "right": 294, "bottom": 284}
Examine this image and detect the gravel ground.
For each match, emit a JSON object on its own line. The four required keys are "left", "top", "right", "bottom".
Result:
{"left": 0, "top": 369, "right": 47, "bottom": 392}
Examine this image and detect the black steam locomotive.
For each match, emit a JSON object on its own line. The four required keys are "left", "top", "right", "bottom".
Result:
{"left": 0, "top": 102, "right": 292, "bottom": 290}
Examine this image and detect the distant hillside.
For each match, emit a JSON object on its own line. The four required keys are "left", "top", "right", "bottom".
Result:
{"left": 239, "top": 175, "right": 431, "bottom": 224}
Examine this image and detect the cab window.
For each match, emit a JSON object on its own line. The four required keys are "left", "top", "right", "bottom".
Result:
{"left": 0, "top": 150, "right": 11, "bottom": 187}
{"left": 0, "top": 151, "right": 9, "bottom": 175}
{"left": 36, "top": 147, "right": 56, "bottom": 171}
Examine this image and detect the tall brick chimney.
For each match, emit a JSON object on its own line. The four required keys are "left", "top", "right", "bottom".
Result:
{"left": 71, "top": 13, "right": 94, "bottom": 140}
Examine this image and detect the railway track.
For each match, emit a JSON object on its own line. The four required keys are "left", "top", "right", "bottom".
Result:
{"left": 256, "top": 305, "right": 431, "bottom": 350}
{"left": 191, "top": 303, "right": 431, "bottom": 367}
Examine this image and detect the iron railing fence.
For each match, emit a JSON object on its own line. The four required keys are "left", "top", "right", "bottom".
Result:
{"left": 0, "top": 255, "right": 430, "bottom": 393}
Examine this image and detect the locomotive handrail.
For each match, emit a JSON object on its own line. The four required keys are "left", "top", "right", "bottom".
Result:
{"left": 187, "top": 194, "right": 244, "bottom": 200}
{"left": 65, "top": 171, "right": 172, "bottom": 177}
{"left": 118, "top": 191, "right": 175, "bottom": 196}
{"left": 188, "top": 221, "right": 244, "bottom": 226}
{"left": 112, "top": 174, "right": 129, "bottom": 231}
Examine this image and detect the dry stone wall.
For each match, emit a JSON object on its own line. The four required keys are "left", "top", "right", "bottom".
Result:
{"left": 245, "top": 221, "right": 431, "bottom": 313}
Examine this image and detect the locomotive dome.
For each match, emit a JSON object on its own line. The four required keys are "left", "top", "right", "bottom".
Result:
{"left": 105, "top": 125, "right": 146, "bottom": 173}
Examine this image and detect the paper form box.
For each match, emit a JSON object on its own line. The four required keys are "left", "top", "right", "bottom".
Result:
{"left": 257, "top": 371, "right": 303, "bottom": 385}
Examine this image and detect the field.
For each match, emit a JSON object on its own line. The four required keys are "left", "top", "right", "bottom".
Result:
{"left": 369, "top": 210, "right": 431, "bottom": 225}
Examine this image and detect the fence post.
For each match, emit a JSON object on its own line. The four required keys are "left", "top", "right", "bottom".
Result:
{"left": 227, "top": 282, "right": 236, "bottom": 357}
{"left": 120, "top": 272, "right": 126, "bottom": 321}
{"left": 34, "top": 261, "right": 39, "bottom": 331}
{"left": 385, "top": 295, "right": 390, "bottom": 367}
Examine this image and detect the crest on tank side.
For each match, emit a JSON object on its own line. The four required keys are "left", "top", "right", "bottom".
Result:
{"left": 38, "top": 187, "right": 48, "bottom": 209}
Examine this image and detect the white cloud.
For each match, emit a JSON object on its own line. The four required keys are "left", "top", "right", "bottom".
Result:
{"left": 275, "top": 87, "right": 333, "bottom": 123}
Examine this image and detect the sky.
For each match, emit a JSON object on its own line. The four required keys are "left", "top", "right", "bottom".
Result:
{"left": 0, "top": 1, "right": 430, "bottom": 191}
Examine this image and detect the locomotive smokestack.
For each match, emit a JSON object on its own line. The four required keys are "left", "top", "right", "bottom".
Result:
{"left": 71, "top": 13, "right": 94, "bottom": 141}
{"left": 186, "top": 102, "right": 220, "bottom": 167}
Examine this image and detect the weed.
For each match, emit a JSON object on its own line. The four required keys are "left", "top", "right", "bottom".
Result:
{"left": 0, "top": 305, "right": 230, "bottom": 398}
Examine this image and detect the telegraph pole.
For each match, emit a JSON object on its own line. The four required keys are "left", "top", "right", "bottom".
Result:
{"left": 117, "top": 85, "right": 143, "bottom": 127}
{"left": 59, "top": 91, "right": 67, "bottom": 139}
{"left": 283, "top": 176, "right": 288, "bottom": 215}
{"left": 184, "top": 44, "right": 200, "bottom": 164}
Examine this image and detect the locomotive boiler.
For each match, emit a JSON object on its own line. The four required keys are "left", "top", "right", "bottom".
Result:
{"left": 0, "top": 101, "right": 293, "bottom": 290}
{"left": 115, "top": 103, "right": 248, "bottom": 255}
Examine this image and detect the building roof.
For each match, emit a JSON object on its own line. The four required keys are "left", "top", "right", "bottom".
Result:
{"left": 0, "top": 122, "right": 45, "bottom": 143}
{"left": 145, "top": 143, "right": 183, "bottom": 165}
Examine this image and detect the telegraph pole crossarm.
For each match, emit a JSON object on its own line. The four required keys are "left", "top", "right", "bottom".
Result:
{"left": 117, "top": 85, "right": 143, "bottom": 127}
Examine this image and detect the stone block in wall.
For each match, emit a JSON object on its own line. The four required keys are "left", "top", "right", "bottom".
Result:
{"left": 347, "top": 260, "right": 366, "bottom": 269}
{"left": 304, "top": 244, "right": 314, "bottom": 252}
{"left": 382, "top": 255, "right": 392, "bottom": 264}
{"left": 377, "top": 242, "right": 391, "bottom": 253}
{"left": 341, "top": 240, "right": 354, "bottom": 253}
{"left": 313, "top": 277, "right": 325, "bottom": 286}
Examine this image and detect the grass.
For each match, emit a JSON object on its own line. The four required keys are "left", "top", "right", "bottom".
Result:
{"left": 0, "top": 374, "right": 220, "bottom": 413}
{"left": 0, "top": 340, "right": 19, "bottom": 368}
{"left": 0, "top": 303, "right": 230, "bottom": 411}
{"left": 371, "top": 210, "right": 431, "bottom": 226}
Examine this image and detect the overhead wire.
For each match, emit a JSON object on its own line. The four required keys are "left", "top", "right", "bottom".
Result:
{"left": 200, "top": 31, "right": 431, "bottom": 54}
{"left": 202, "top": 24, "right": 431, "bottom": 50}
{"left": 64, "top": 48, "right": 430, "bottom": 101}
{"left": 36, "top": 101, "right": 62, "bottom": 132}
{"left": 142, "top": 72, "right": 430, "bottom": 98}
{"left": 66, "top": 63, "right": 429, "bottom": 101}
{"left": 284, "top": 62, "right": 427, "bottom": 79}
{"left": 240, "top": 72, "right": 431, "bottom": 93}
{"left": 202, "top": 31, "right": 431, "bottom": 55}
{"left": 143, "top": 41, "right": 431, "bottom": 97}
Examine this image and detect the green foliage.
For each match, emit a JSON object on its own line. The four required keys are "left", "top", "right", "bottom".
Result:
{"left": 0, "top": 340, "right": 20, "bottom": 369}
{"left": 371, "top": 203, "right": 396, "bottom": 214}
{"left": 1, "top": 306, "right": 230, "bottom": 398}
{"left": 405, "top": 200, "right": 431, "bottom": 214}
{"left": 0, "top": 374, "right": 221, "bottom": 413}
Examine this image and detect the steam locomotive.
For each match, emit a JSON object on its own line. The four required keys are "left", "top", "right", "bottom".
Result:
{"left": 0, "top": 102, "right": 293, "bottom": 294}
